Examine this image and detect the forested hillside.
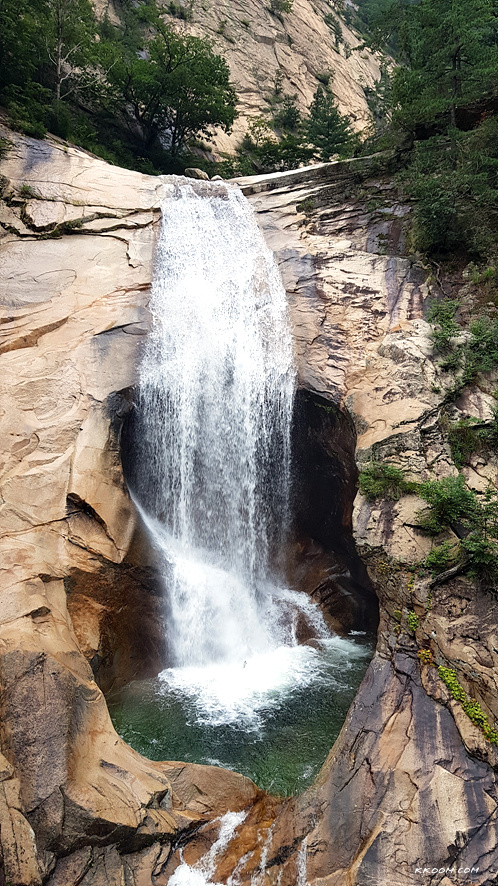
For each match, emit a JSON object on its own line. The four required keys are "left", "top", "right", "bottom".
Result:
{"left": 0, "top": 0, "right": 381, "bottom": 174}
{"left": 0, "top": 0, "right": 497, "bottom": 262}
{"left": 367, "top": 0, "right": 498, "bottom": 263}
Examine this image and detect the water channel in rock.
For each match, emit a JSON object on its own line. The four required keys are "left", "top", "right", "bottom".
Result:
{"left": 111, "top": 180, "right": 373, "bottom": 797}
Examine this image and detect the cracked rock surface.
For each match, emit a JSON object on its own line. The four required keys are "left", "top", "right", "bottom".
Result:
{"left": 0, "top": 130, "right": 264, "bottom": 884}
{"left": 2, "top": 131, "right": 498, "bottom": 885}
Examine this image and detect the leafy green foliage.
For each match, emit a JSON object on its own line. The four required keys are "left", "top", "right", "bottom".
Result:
{"left": 461, "top": 530, "right": 498, "bottom": 583}
{"left": 358, "top": 463, "right": 418, "bottom": 501}
{"left": 0, "top": 0, "right": 237, "bottom": 173}
{"left": 418, "top": 648, "right": 433, "bottom": 665}
{"left": 0, "top": 0, "right": 47, "bottom": 93}
{"left": 428, "top": 297, "right": 498, "bottom": 390}
{"left": 101, "top": 18, "right": 236, "bottom": 156}
{"left": 424, "top": 540, "right": 459, "bottom": 575}
{"left": 438, "top": 667, "right": 498, "bottom": 743}
{"left": 363, "top": 0, "right": 498, "bottom": 262}
{"left": 427, "top": 299, "right": 461, "bottom": 356}
{"left": 273, "top": 95, "right": 301, "bottom": 132}
{"left": 269, "top": 0, "right": 293, "bottom": 13}
{"left": 401, "top": 122, "right": 498, "bottom": 258}
{"left": 240, "top": 117, "right": 312, "bottom": 173}
{"left": 407, "top": 610, "right": 419, "bottom": 632}
{"left": 390, "top": 0, "right": 498, "bottom": 133}
{"left": 240, "top": 82, "right": 355, "bottom": 173}
{"left": 418, "top": 476, "right": 498, "bottom": 584}
{"left": 167, "top": 1, "right": 192, "bottom": 20}
{"left": 324, "top": 13, "right": 343, "bottom": 50}
{"left": 417, "top": 474, "right": 478, "bottom": 534}
{"left": 306, "top": 85, "right": 356, "bottom": 161}
{"left": 444, "top": 405, "right": 498, "bottom": 469}
{"left": 447, "top": 418, "right": 483, "bottom": 468}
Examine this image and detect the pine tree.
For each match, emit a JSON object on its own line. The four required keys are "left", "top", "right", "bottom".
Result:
{"left": 390, "top": 0, "right": 498, "bottom": 132}
{"left": 306, "top": 85, "right": 354, "bottom": 160}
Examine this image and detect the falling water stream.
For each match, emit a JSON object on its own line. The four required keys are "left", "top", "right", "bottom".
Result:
{"left": 110, "top": 180, "right": 372, "bottom": 809}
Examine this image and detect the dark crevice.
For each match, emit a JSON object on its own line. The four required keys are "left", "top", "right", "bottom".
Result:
{"left": 290, "top": 388, "right": 379, "bottom": 633}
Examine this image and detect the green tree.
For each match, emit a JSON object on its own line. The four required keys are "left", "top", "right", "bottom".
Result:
{"left": 241, "top": 116, "right": 312, "bottom": 172}
{"left": 387, "top": 0, "right": 498, "bottom": 132}
{"left": 103, "top": 21, "right": 237, "bottom": 155}
{"left": 0, "top": 0, "right": 44, "bottom": 93}
{"left": 306, "top": 85, "right": 355, "bottom": 160}
{"left": 41, "top": 0, "right": 97, "bottom": 102}
{"left": 269, "top": 0, "right": 293, "bottom": 14}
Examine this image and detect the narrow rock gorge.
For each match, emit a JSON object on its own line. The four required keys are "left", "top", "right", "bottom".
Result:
{"left": 1, "top": 127, "right": 498, "bottom": 886}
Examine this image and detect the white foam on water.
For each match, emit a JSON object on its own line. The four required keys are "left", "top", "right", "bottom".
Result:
{"left": 158, "top": 633, "right": 372, "bottom": 730}
{"left": 160, "top": 643, "right": 323, "bottom": 729}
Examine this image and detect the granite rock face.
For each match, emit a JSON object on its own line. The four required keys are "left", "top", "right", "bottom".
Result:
{"left": 1, "top": 131, "right": 498, "bottom": 886}
{"left": 238, "top": 160, "right": 498, "bottom": 565}
{"left": 100, "top": 0, "right": 381, "bottom": 155}
{"left": 230, "top": 159, "right": 498, "bottom": 886}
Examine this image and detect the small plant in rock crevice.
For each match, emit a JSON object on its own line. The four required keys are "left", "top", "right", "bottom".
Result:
{"left": 438, "top": 667, "right": 498, "bottom": 744}
{"left": 424, "top": 540, "right": 459, "bottom": 575}
{"left": 19, "top": 183, "right": 37, "bottom": 199}
{"left": 416, "top": 474, "right": 477, "bottom": 535}
{"left": 417, "top": 476, "right": 498, "bottom": 585}
{"left": 418, "top": 648, "right": 433, "bottom": 665}
{"left": 407, "top": 610, "right": 419, "bottom": 633}
{"left": 428, "top": 297, "right": 498, "bottom": 395}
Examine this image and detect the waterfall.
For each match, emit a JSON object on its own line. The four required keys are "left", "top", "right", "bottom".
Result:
{"left": 113, "top": 180, "right": 374, "bottom": 793}
{"left": 130, "top": 179, "right": 325, "bottom": 673}
{"left": 168, "top": 810, "right": 247, "bottom": 886}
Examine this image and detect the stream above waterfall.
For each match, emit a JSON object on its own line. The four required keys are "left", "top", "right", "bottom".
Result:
{"left": 115, "top": 178, "right": 374, "bottom": 798}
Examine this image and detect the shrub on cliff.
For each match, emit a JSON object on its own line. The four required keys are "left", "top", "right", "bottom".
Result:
{"left": 417, "top": 474, "right": 478, "bottom": 535}
{"left": 418, "top": 477, "right": 498, "bottom": 585}
{"left": 358, "top": 463, "right": 418, "bottom": 501}
{"left": 269, "top": 0, "right": 293, "bottom": 15}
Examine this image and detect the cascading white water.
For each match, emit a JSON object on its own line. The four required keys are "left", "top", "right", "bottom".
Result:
{"left": 132, "top": 179, "right": 327, "bottom": 679}
{"left": 112, "top": 178, "right": 374, "bottom": 804}
{"left": 168, "top": 810, "right": 247, "bottom": 886}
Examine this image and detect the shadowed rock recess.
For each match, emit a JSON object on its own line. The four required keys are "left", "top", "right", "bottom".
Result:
{"left": 1, "top": 128, "right": 498, "bottom": 885}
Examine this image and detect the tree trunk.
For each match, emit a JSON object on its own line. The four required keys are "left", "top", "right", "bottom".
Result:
{"left": 56, "top": 0, "right": 62, "bottom": 102}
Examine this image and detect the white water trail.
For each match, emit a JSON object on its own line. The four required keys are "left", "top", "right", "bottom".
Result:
{"left": 168, "top": 810, "right": 247, "bottom": 886}
{"left": 132, "top": 179, "right": 328, "bottom": 684}
{"left": 251, "top": 824, "right": 274, "bottom": 886}
{"left": 297, "top": 836, "right": 309, "bottom": 886}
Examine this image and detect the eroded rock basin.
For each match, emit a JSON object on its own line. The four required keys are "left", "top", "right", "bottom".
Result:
{"left": 109, "top": 633, "right": 374, "bottom": 798}
{"left": 4, "top": 130, "right": 498, "bottom": 886}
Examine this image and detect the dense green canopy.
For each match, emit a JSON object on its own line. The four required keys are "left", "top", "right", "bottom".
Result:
{"left": 390, "top": 0, "right": 498, "bottom": 131}
{"left": 0, "top": 0, "right": 237, "bottom": 171}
